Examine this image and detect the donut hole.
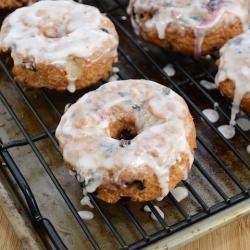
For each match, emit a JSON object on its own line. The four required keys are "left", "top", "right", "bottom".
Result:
{"left": 42, "top": 25, "right": 69, "bottom": 39}
{"left": 139, "top": 13, "right": 145, "bottom": 19}
{"left": 125, "top": 180, "right": 145, "bottom": 190}
{"left": 118, "top": 127, "right": 137, "bottom": 140}
{"left": 110, "top": 118, "right": 138, "bottom": 142}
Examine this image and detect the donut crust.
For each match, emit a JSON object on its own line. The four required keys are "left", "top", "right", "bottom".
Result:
{"left": 218, "top": 79, "right": 250, "bottom": 114}
{"left": 134, "top": 9, "right": 243, "bottom": 56}
{"left": 12, "top": 55, "right": 116, "bottom": 91}
{"left": 0, "top": 0, "right": 36, "bottom": 9}
{"left": 65, "top": 113, "right": 196, "bottom": 203}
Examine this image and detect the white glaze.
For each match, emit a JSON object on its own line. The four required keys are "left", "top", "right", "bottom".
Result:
{"left": 112, "top": 67, "right": 120, "bottom": 73}
{"left": 128, "top": 0, "right": 249, "bottom": 57}
{"left": 144, "top": 205, "right": 165, "bottom": 221}
{"left": 204, "top": 54, "right": 212, "bottom": 60}
{"left": 78, "top": 211, "right": 94, "bottom": 220}
{"left": 202, "top": 109, "right": 219, "bottom": 123}
{"left": 216, "top": 31, "right": 250, "bottom": 125}
{"left": 163, "top": 64, "right": 175, "bottom": 77}
{"left": 0, "top": 0, "right": 118, "bottom": 92}
{"left": 236, "top": 118, "right": 250, "bottom": 131}
{"left": 68, "top": 169, "right": 75, "bottom": 176}
{"left": 64, "top": 103, "right": 71, "bottom": 113}
{"left": 217, "top": 124, "right": 235, "bottom": 139}
{"left": 170, "top": 186, "right": 189, "bottom": 202}
{"left": 150, "top": 205, "right": 164, "bottom": 221}
{"left": 107, "top": 74, "right": 119, "bottom": 82}
{"left": 56, "top": 80, "right": 195, "bottom": 200}
{"left": 214, "top": 102, "right": 219, "bottom": 108}
{"left": 143, "top": 205, "right": 151, "bottom": 212}
{"left": 200, "top": 80, "right": 217, "bottom": 90}
{"left": 80, "top": 196, "right": 93, "bottom": 208}
{"left": 67, "top": 82, "right": 76, "bottom": 93}
{"left": 247, "top": 145, "right": 250, "bottom": 154}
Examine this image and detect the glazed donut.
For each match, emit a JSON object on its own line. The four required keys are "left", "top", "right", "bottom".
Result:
{"left": 216, "top": 31, "right": 250, "bottom": 123}
{"left": 0, "top": 0, "right": 36, "bottom": 9}
{"left": 128, "top": 0, "right": 249, "bottom": 57}
{"left": 56, "top": 80, "right": 196, "bottom": 203}
{"left": 0, "top": 0, "right": 118, "bottom": 92}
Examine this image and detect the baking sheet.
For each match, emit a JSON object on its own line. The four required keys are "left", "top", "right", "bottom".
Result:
{"left": 0, "top": 60, "right": 250, "bottom": 249}
{"left": 0, "top": 168, "right": 45, "bottom": 250}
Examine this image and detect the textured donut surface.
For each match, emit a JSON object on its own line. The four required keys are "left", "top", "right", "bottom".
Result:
{"left": 0, "top": 0, "right": 36, "bottom": 9}
{"left": 0, "top": 0, "right": 119, "bottom": 92}
{"left": 216, "top": 31, "right": 250, "bottom": 121}
{"left": 56, "top": 80, "right": 196, "bottom": 203}
{"left": 128, "top": 0, "right": 249, "bottom": 57}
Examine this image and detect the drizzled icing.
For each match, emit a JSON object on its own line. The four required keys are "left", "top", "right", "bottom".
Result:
{"left": 202, "top": 108, "right": 219, "bottom": 123}
{"left": 56, "top": 80, "right": 195, "bottom": 201}
{"left": 217, "top": 124, "right": 235, "bottom": 139}
{"left": 215, "top": 31, "right": 250, "bottom": 125}
{"left": 80, "top": 196, "right": 93, "bottom": 208}
{"left": 128, "top": 0, "right": 249, "bottom": 57}
{"left": 170, "top": 186, "right": 189, "bottom": 202}
{"left": 236, "top": 118, "right": 250, "bottom": 131}
{"left": 78, "top": 211, "right": 94, "bottom": 221}
{"left": 163, "top": 64, "right": 175, "bottom": 77}
{"left": 200, "top": 79, "right": 217, "bottom": 90}
{"left": 247, "top": 145, "right": 250, "bottom": 154}
{"left": 144, "top": 205, "right": 165, "bottom": 221}
{"left": 0, "top": 0, "right": 118, "bottom": 92}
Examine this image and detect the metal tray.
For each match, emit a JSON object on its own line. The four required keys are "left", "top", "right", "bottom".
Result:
{"left": 0, "top": 0, "right": 250, "bottom": 249}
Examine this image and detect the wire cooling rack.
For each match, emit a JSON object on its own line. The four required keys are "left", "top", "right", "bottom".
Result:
{"left": 0, "top": 0, "right": 249, "bottom": 249}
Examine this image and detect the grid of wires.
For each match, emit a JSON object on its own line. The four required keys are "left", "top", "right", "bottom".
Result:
{"left": 0, "top": 0, "right": 249, "bottom": 249}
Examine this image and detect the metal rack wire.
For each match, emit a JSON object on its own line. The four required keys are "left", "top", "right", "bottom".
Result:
{"left": 0, "top": 0, "right": 249, "bottom": 249}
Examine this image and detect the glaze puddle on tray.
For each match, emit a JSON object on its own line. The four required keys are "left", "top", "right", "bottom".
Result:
{"left": 163, "top": 64, "right": 175, "bottom": 77}
{"left": 200, "top": 80, "right": 217, "bottom": 90}
{"left": 217, "top": 125, "right": 236, "bottom": 139}
{"left": 236, "top": 117, "right": 250, "bottom": 131}
{"left": 144, "top": 205, "right": 165, "bottom": 221}
{"left": 171, "top": 187, "right": 189, "bottom": 202}
{"left": 202, "top": 109, "right": 219, "bottom": 123}
{"left": 247, "top": 145, "right": 250, "bottom": 154}
{"left": 78, "top": 211, "right": 94, "bottom": 220}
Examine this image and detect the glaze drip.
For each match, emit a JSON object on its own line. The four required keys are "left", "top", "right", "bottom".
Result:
{"left": 144, "top": 205, "right": 165, "bottom": 221}
{"left": 215, "top": 31, "right": 250, "bottom": 126}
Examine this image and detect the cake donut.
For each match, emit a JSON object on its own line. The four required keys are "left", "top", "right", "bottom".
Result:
{"left": 56, "top": 80, "right": 196, "bottom": 203}
{"left": 128, "top": 0, "right": 249, "bottom": 57}
{"left": 0, "top": 0, "right": 118, "bottom": 92}
{"left": 216, "top": 31, "right": 250, "bottom": 124}
{"left": 0, "top": 0, "right": 36, "bottom": 9}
